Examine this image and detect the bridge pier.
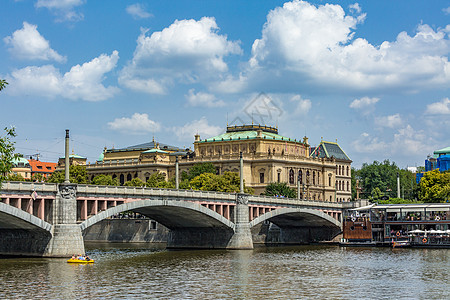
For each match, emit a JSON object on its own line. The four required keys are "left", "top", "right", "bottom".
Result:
{"left": 227, "top": 193, "right": 254, "bottom": 250}
{"left": 44, "top": 183, "right": 84, "bottom": 257}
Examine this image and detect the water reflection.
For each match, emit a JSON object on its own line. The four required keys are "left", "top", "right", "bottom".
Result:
{"left": 1, "top": 245, "right": 450, "bottom": 299}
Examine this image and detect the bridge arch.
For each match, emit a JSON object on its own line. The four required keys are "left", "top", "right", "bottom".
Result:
{"left": 80, "top": 199, "right": 235, "bottom": 231}
{"left": 249, "top": 207, "right": 342, "bottom": 229}
{"left": 0, "top": 202, "right": 52, "bottom": 232}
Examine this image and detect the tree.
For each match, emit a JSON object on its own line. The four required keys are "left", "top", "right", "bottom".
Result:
{"left": 91, "top": 174, "right": 119, "bottom": 186}
{"left": 6, "top": 173, "right": 26, "bottom": 182}
{"left": 46, "top": 165, "right": 88, "bottom": 184}
{"left": 0, "top": 127, "right": 18, "bottom": 187}
{"left": 187, "top": 162, "right": 216, "bottom": 180}
{"left": 189, "top": 171, "right": 253, "bottom": 194}
{"left": 353, "top": 160, "right": 417, "bottom": 200}
{"left": 0, "top": 79, "right": 8, "bottom": 91}
{"left": 146, "top": 172, "right": 167, "bottom": 187}
{"left": 419, "top": 170, "right": 450, "bottom": 203}
{"left": 124, "top": 177, "right": 146, "bottom": 187}
{"left": 31, "top": 173, "right": 44, "bottom": 182}
{"left": 262, "top": 182, "right": 296, "bottom": 198}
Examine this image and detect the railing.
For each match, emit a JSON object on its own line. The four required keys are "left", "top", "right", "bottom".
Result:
{"left": 1, "top": 181, "right": 361, "bottom": 210}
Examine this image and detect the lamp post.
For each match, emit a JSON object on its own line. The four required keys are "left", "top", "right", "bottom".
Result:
{"left": 64, "top": 129, "right": 70, "bottom": 183}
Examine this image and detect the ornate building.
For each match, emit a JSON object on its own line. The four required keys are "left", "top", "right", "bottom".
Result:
{"left": 86, "top": 125, "right": 352, "bottom": 201}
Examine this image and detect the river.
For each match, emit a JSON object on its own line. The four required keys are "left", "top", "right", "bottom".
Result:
{"left": 1, "top": 243, "right": 449, "bottom": 299}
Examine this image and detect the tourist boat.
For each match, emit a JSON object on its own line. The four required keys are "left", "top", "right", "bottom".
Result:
{"left": 341, "top": 203, "right": 450, "bottom": 248}
{"left": 67, "top": 258, "right": 94, "bottom": 264}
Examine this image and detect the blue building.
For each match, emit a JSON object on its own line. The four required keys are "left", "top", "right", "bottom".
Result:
{"left": 417, "top": 146, "right": 450, "bottom": 183}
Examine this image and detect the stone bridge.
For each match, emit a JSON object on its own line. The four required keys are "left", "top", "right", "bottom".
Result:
{"left": 0, "top": 181, "right": 360, "bottom": 257}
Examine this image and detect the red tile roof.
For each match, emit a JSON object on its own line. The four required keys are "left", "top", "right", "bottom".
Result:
{"left": 28, "top": 159, "right": 58, "bottom": 174}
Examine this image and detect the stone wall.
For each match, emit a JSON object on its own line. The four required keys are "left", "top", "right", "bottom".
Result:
{"left": 83, "top": 219, "right": 169, "bottom": 243}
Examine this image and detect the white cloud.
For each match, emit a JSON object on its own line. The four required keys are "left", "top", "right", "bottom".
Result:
{"left": 425, "top": 98, "right": 450, "bottom": 115}
{"left": 349, "top": 97, "right": 379, "bottom": 115}
{"left": 108, "top": 113, "right": 161, "bottom": 134}
{"left": 375, "top": 114, "right": 403, "bottom": 128}
{"left": 35, "top": 0, "right": 85, "bottom": 22}
{"left": 351, "top": 132, "right": 388, "bottom": 153}
{"left": 185, "top": 89, "right": 225, "bottom": 107}
{"left": 392, "top": 125, "right": 429, "bottom": 156}
{"left": 126, "top": 3, "right": 153, "bottom": 19}
{"left": 352, "top": 125, "right": 433, "bottom": 158}
{"left": 119, "top": 17, "right": 242, "bottom": 94}
{"left": 291, "top": 95, "right": 311, "bottom": 115}
{"left": 349, "top": 3, "right": 361, "bottom": 14}
{"left": 4, "top": 22, "right": 66, "bottom": 62}
{"left": 243, "top": 0, "right": 450, "bottom": 94}
{"left": 443, "top": 7, "right": 450, "bottom": 15}
{"left": 172, "top": 117, "right": 222, "bottom": 141}
{"left": 6, "top": 51, "right": 120, "bottom": 101}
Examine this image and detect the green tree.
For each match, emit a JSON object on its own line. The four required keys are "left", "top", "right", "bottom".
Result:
{"left": 31, "top": 173, "right": 44, "bottom": 182}
{"left": 46, "top": 165, "right": 88, "bottom": 184}
{"left": 91, "top": 174, "right": 119, "bottom": 186}
{"left": 146, "top": 172, "right": 167, "bottom": 187}
{"left": 124, "top": 177, "right": 146, "bottom": 187}
{"left": 262, "top": 182, "right": 296, "bottom": 198}
{"left": 370, "top": 187, "right": 383, "bottom": 201}
{"left": 189, "top": 171, "right": 253, "bottom": 194}
{"left": 419, "top": 170, "right": 450, "bottom": 203}
{"left": 354, "top": 160, "right": 417, "bottom": 200}
{"left": 187, "top": 162, "right": 216, "bottom": 180}
{"left": 0, "top": 127, "right": 18, "bottom": 187}
{"left": 6, "top": 173, "right": 26, "bottom": 182}
{"left": 0, "top": 79, "right": 8, "bottom": 91}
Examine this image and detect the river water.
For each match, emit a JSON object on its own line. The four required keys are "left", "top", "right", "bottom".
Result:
{"left": 1, "top": 243, "right": 449, "bottom": 299}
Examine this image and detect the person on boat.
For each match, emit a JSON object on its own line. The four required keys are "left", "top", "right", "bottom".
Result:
{"left": 85, "top": 256, "right": 90, "bottom": 261}
{"left": 77, "top": 254, "right": 85, "bottom": 261}
{"left": 71, "top": 255, "right": 76, "bottom": 260}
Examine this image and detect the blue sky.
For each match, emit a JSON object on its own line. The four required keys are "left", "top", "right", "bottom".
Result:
{"left": 1, "top": 0, "right": 449, "bottom": 169}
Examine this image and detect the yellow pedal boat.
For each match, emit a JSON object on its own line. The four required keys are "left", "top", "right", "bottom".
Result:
{"left": 67, "top": 258, "right": 94, "bottom": 264}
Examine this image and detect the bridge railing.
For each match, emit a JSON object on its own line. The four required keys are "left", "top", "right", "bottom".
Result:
{"left": 76, "top": 184, "right": 236, "bottom": 201}
{"left": 2, "top": 181, "right": 360, "bottom": 209}
{"left": 0, "top": 181, "right": 58, "bottom": 193}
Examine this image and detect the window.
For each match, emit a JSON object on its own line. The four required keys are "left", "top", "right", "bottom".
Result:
{"left": 127, "top": 174, "right": 132, "bottom": 181}
{"left": 312, "top": 171, "right": 315, "bottom": 185}
{"left": 37, "top": 166, "right": 43, "bottom": 169}
{"left": 120, "top": 174, "right": 124, "bottom": 185}
{"left": 277, "top": 173, "right": 280, "bottom": 183}
{"left": 329, "top": 177, "right": 331, "bottom": 186}
{"left": 289, "top": 169, "right": 294, "bottom": 184}
{"left": 298, "top": 170, "right": 303, "bottom": 184}
{"left": 260, "top": 172, "right": 265, "bottom": 183}
{"left": 347, "top": 166, "right": 349, "bottom": 176}
{"left": 347, "top": 181, "right": 350, "bottom": 191}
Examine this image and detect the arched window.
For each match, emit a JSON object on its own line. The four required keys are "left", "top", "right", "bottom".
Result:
{"left": 127, "top": 174, "right": 132, "bottom": 181}
{"left": 347, "top": 166, "right": 349, "bottom": 176}
{"left": 289, "top": 169, "right": 295, "bottom": 184}
{"left": 298, "top": 170, "right": 303, "bottom": 184}
{"left": 312, "top": 171, "right": 315, "bottom": 185}
{"left": 329, "top": 176, "right": 331, "bottom": 187}
{"left": 120, "top": 174, "right": 125, "bottom": 185}
{"left": 347, "top": 181, "right": 350, "bottom": 191}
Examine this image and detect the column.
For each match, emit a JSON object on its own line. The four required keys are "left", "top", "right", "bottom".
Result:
{"left": 226, "top": 193, "right": 254, "bottom": 249}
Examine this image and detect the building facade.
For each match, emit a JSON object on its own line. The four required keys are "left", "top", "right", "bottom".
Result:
{"left": 86, "top": 125, "right": 352, "bottom": 201}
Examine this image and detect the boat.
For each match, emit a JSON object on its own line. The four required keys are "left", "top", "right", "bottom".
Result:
{"left": 340, "top": 203, "right": 450, "bottom": 248}
{"left": 67, "top": 258, "right": 94, "bottom": 264}
{"left": 392, "top": 240, "right": 410, "bottom": 248}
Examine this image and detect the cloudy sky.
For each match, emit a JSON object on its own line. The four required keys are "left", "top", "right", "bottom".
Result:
{"left": 1, "top": 0, "right": 449, "bottom": 168}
